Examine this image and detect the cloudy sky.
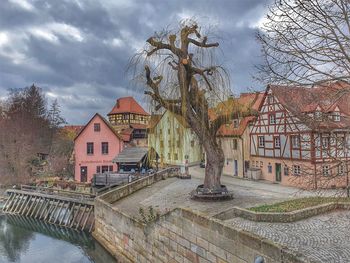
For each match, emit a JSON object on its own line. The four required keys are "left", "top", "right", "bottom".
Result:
{"left": 0, "top": 0, "right": 270, "bottom": 124}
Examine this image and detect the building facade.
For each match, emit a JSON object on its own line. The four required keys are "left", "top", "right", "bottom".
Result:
{"left": 148, "top": 111, "right": 203, "bottom": 166}
{"left": 250, "top": 81, "right": 350, "bottom": 189}
{"left": 108, "top": 97, "right": 149, "bottom": 147}
{"left": 215, "top": 93, "right": 264, "bottom": 178}
{"left": 74, "top": 113, "right": 124, "bottom": 183}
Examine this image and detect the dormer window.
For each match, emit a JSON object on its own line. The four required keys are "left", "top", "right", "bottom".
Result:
{"left": 233, "top": 119, "right": 239, "bottom": 128}
{"left": 267, "top": 95, "right": 273, "bottom": 104}
{"left": 334, "top": 111, "right": 340, "bottom": 122}
{"left": 314, "top": 111, "right": 322, "bottom": 120}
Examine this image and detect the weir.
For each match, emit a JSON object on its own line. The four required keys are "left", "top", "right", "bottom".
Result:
{"left": 2, "top": 185, "right": 95, "bottom": 232}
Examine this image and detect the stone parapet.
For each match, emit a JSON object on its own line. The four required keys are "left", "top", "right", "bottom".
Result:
{"left": 93, "top": 169, "right": 311, "bottom": 263}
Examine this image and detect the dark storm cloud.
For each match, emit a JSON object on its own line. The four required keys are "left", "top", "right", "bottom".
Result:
{"left": 0, "top": 0, "right": 270, "bottom": 124}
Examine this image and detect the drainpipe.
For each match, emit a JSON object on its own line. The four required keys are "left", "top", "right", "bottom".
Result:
{"left": 241, "top": 136, "right": 245, "bottom": 178}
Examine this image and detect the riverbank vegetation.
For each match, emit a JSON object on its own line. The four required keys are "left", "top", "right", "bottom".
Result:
{"left": 0, "top": 85, "right": 74, "bottom": 186}
{"left": 249, "top": 197, "right": 350, "bottom": 213}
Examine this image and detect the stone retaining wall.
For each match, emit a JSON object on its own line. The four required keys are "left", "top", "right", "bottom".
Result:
{"left": 93, "top": 170, "right": 309, "bottom": 263}
{"left": 214, "top": 202, "right": 350, "bottom": 223}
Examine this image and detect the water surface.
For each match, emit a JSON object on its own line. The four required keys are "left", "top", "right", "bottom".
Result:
{"left": 0, "top": 215, "right": 117, "bottom": 263}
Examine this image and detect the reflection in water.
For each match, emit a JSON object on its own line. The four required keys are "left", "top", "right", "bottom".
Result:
{"left": 0, "top": 215, "right": 117, "bottom": 263}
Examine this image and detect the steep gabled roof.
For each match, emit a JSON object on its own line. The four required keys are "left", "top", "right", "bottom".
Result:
{"left": 147, "top": 114, "right": 162, "bottom": 131}
{"left": 74, "top": 113, "right": 124, "bottom": 141}
{"left": 108, "top": 97, "right": 149, "bottom": 116}
{"left": 268, "top": 80, "right": 350, "bottom": 129}
{"left": 213, "top": 92, "right": 264, "bottom": 137}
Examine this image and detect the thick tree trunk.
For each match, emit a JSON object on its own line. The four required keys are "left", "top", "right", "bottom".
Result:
{"left": 203, "top": 139, "right": 225, "bottom": 191}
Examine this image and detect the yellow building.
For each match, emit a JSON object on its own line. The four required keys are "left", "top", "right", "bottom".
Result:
{"left": 148, "top": 111, "right": 203, "bottom": 166}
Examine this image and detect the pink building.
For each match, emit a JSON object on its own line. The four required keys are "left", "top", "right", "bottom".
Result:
{"left": 74, "top": 113, "right": 124, "bottom": 183}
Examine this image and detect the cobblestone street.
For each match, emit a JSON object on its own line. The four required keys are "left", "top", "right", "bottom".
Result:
{"left": 226, "top": 210, "right": 350, "bottom": 263}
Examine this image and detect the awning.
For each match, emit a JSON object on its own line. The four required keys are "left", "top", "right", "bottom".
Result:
{"left": 113, "top": 147, "right": 149, "bottom": 163}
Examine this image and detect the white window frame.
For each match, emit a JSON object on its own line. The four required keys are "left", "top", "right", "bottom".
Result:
{"left": 322, "top": 136, "right": 329, "bottom": 149}
{"left": 291, "top": 135, "right": 300, "bottom": 149}
{"left": 258, "top": 136, "right": 265, "bottom": 148}
{"left": 293, "top": 165, "right": 301, "bottom": 176}
{"left": 269, "top": 114, "right": 276, "bottom": 124}
{"left": 314, "top": 111, "right": 322, "bottom": 120}
{"left": 338, "top": 163, "right": 344, "bottom": 176}
{"left": 334, "top": 111, "right": 340, "bottom": 122}
{"left": 274, "top": 136, "right": 281, "bottom": 148}
{"left": 322, "top": 165, "right": 330, "bottom": 176}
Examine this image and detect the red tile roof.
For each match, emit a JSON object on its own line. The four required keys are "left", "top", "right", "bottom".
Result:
{"left": 108, "top": 97, "right": 149, "bottom": 116}
{"left": 213, "top": 92, "right": 264, "bottom": 137}
{"left": 269, "top": 81, "right": 350, "bottom": 129}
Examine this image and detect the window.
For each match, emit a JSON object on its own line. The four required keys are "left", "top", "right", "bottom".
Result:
{"left": 291, "top": 135, "right": 300, "bottom": 149}
{"left": 96, "top": 166, "right": 101, "bottom": 173}
{"left": 314, "top": 111, "right": 322, "bottom": 120}
{"left": 102, "top": 166, "right": 109, "bottom": 173}
{"left": 338, "top": 163, "right": 345, "bottom": 175}
{"left": 260, "top": 161, "right": 263, "bottom": 168}
{"left": 284, "top": 166, "right": 289, "bottom": 176}
{"left": 191, "top": 140, "right": 195, "bottom": 147}
{"left": 177, "top": 140, "right": 180, "bottom": 148}
{"left": 274, "top": 136, "right": 281, "bottom": 148}
{"left": 174, "top": 153, "right": 178, "bottom": 160}
{"left": 102, "top": 142, "right": 109, "bottom": 154}
{"left": 94, "top": 123, "right": 100, "bottom": 132}
{"left": 267, "top": 95, "right": 273, "bottom": 104}
{"left": 233, "top": 119, "right": 239, "bottom": 128}
{"left": 160, "top": 140, "right": 164, "bottom": 148}
{"left": 322, "top": 137, "right": 329, "bottom": 149}
{"left": 168, "top": 152, "right": 171, "bottom": 160}
{"left": 293, "top": 165, "right": 301, "bottom": 176}
{"left": 87, "top": 142, "right": 94, "bottom": 155}
{"left": 269, "top": 114, "right": 276, "bottom": 124}
{"left": 268, "top": 163, "right": 272, "bottom": 173}
{"left": 109, "top": 165, "right": 113, "bottom": 172}
{"left": 232, "top": 139, "right": 238, "bottom": 150}
{"left": 334, "top": 112, "right": 340, "bottom": 122}
{"left": 258, "top": 136, "right": 265, "bottom": 148}
{"left": 322, "top": 165, "right": 330, "bottom": 176}
{"left": 168, "top": 129, "right": 171, "bottom": 135}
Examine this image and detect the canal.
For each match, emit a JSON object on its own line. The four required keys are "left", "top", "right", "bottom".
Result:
{"left": 0, "top": 214, "right": 117, "bottom": 263}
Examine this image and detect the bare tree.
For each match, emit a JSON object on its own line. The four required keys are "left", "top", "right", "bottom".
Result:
{"left": 257, "top": 0, "right": 350, "bottom": 86}
{"left": 132, "top": 20, "right": 256, "bottom": 196}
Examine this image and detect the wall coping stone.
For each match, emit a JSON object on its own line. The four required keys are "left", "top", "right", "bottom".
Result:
{"left": 214, "top": 202, "right": 350, "bottom": 222}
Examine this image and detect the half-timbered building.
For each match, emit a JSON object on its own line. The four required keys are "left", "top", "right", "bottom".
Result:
{"left": 107, "top": 97, "right": 150, "bottom": 146}
{"left": 250, "top": 81, "right": 350, "bottom": 189}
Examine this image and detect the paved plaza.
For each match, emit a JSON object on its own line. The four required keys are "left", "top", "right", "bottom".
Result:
{"left": 112, "top": 167, "right": 313, "bottom": 218}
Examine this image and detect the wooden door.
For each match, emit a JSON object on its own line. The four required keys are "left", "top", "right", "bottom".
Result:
{"left": 275, "top": 163, "right": 281, "bottom": 182}
{"left": 80, "top": 166, "right": 87, "bottom": 182}
{"left": 234, "top": 160, "right": 238, "bottom": 176}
